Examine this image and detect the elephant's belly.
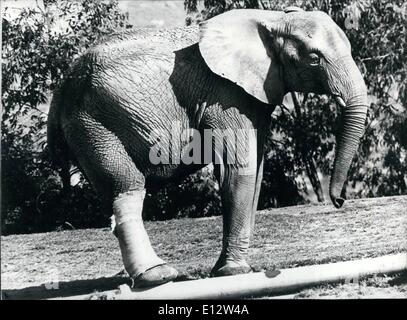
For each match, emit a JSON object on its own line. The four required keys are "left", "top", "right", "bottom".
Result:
{"left": 93, "top": 97, "right": 202, "bottom": 181}
{"left": 126, "top": 120, "right": 206, "bottom": 181}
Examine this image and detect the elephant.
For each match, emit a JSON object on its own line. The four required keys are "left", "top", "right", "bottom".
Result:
{"left": 47, "top": 8, "right": 368, "bottom": 287}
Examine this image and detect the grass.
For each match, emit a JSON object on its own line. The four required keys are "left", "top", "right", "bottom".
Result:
{"left": 291, "top": 273, "right": 407, "bottom": 299}
{"left": 1, "top": 195, "right": 406, "bottom": 299}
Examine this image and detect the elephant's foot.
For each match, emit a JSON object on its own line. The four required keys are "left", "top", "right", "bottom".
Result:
{"left": 211, "top": 259, "right": 252, "bottom": 277}
{"left": 132, "top": 264, "right": 178, "bottom": 288}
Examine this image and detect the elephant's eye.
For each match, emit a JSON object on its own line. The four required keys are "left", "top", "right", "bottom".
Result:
{"left": 307, "top": 53, "right": 321, "bottom": 66}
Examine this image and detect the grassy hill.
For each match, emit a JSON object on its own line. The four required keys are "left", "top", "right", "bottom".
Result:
{"left": 2, "top": 195, "right": 406, "bottom": 299}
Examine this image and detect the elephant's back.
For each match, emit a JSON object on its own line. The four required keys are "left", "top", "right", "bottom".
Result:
{"left": 90, "top": 26, "right": 200, "bottom": 62}
{"left": 72, "top": 25, "right": 202, "bottom": 124}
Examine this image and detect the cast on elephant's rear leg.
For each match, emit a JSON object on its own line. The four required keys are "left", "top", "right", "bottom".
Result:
{"left": 66, "top": 116, "right": 177, "bottom": 287}
{"left": 113, "top": 190, "right": 178, "bottom": 287}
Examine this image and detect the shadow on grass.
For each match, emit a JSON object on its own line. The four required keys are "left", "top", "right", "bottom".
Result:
{"left": 389, "top": 271, "right": 407, "bottom": 286}
{"left": 2, "top": 276, "right": 131, "bottom": 300}
{"left": 2, "top": 272, "right": 210, "bottom": 300}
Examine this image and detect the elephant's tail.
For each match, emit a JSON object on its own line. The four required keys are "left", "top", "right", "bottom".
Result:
{"left": 47, "top": 90, "right": 71, "bottom": 194}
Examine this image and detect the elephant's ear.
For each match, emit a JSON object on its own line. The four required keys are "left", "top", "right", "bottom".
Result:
{"left": 199, "top": 10, "right": 285, "bottom": 105}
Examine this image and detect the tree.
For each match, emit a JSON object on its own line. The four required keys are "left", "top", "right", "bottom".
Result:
{"left": 1, "top": 0, "right": 130, "bottom": 234}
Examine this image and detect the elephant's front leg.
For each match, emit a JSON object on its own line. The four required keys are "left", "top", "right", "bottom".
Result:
{"left": 211, "top": 164, "right": 258, "bottom": 276}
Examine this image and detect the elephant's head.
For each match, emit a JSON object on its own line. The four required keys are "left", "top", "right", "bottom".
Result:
{"left": 199, "top": 8, "right": 368, "bottom": 208}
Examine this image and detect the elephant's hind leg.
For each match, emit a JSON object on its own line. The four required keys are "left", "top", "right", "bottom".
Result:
{"left": 65, "top": 114, "right": 177, "bottom": 287}
{"left": 113, "top": 191, "right": 178, "bottom": 287}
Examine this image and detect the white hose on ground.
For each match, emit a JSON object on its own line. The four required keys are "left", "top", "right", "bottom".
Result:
{"left": 53, "top": 253, "right": 407, "bottom": 300}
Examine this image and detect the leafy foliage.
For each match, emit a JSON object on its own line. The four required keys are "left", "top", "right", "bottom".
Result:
{"left": 345, "top": 0, "right": 407, "bottom": 197}
{"left": 144, "top": 167, "right": 222, "bottom": 220}
{"left": 1, "top": 0, "right": 130, "bottom": 234}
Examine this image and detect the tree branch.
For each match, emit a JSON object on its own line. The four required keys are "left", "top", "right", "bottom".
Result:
{"left": 360, "top": 54, "right": 391, "bottom": 62}
{"left": 278, "top": 103, "right": 295, "bottom": 119}
{"left": 291, "top": 91, "right": 302, "bottom": 118}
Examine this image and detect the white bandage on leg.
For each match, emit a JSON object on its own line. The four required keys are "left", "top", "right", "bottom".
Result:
{"left": 113, "top": 190, "right": 165, "bottom": 278}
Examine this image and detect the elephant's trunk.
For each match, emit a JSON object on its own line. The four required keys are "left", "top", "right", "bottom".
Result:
{"left": 329, "top": 60, "right": 368, "bottom": 208}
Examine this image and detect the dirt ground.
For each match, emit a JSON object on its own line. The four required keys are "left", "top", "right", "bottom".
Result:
{"left": 1, "top": 195, "right": 406, "bottom": 299}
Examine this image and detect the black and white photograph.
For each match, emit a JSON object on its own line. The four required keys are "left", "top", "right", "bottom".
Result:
{"left": 1, "top": 0, "right": 406, "bottom": 306}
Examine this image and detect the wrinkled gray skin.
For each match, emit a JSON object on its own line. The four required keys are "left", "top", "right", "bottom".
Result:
{"left": 48, "top": 9, "right": 368, "bottom": 286}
